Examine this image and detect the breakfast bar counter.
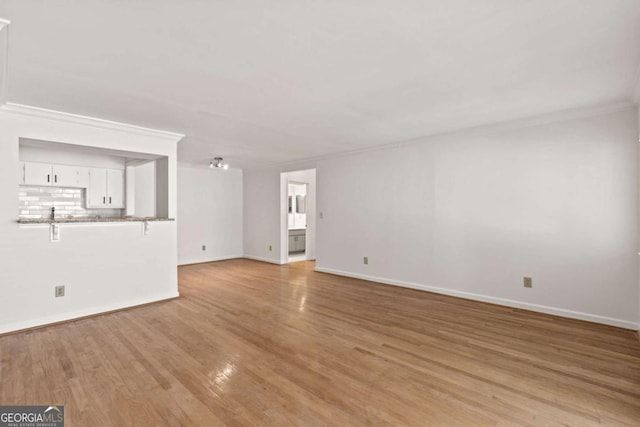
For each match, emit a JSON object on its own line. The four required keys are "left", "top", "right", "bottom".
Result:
{"left": 17, "top": 217, "right": 175, "bottom": 224}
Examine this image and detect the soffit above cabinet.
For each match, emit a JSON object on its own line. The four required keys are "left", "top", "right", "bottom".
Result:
{"left": 20, "top": 138, "right": 164, "bottom": 166}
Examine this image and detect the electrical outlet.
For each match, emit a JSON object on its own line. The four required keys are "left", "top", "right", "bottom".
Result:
{"left": 202, "top": 245, "right": 206, "bottom": 251}
{"left": 320, "top": 212, "right": 324, "bottom": 219}
{"left": 364, "top": 256, "right": 368, "bottom": 265}
{"left": 55, "top": 285, "right": 65, "bottom": 298}
{"left": 269, "top": 245, "right": 273, "bottom": 251}
{"left": 523, "top": 277, "right": 532, "bottom": 288}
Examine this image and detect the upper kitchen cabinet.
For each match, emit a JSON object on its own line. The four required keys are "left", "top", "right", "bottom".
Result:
{"left": 87, "top": 168, "right": 125, "bottom": 208}
{"left": 107, "top": 169, "right": 125, "bottom": 208}
{"left": 53, "top": 164, "right": 83, "bottom": 187}
{"left": 22, "top": 161, "right": 51, "bottom": 185}
{"left": 22, "top": 161, "right": 86, "bottom": 187}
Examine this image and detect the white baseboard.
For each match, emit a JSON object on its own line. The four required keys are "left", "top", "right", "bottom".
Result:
{"left": 314, "top": 267, "right": 639, "bottom": 331}
{"left": 178, "top": 254, "right": 243, "bottom": 266}
{"left": 243, "top": 255, "right": 286, "bottom": 265}
{"left": 0, "top": 291, "right": 179, "bottom": 335}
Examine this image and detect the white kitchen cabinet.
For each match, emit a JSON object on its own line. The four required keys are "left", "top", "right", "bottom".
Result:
{"left": 76, "top": 167, "right": 90, "bottom": 188}
{"left": 23, "top": 161, "right": 53, "bottom": 186}
{"left": 87, "top": 168, "right": 125, "bottom": 208}
{"left": 22, "top": 161, "right": 86, "bottom": 187}
{"left": 88, "top": 168, "right": 108, "bottom": 207}
{"left": 288, "top": 229, "right": 306, "bottom": 253}
{"left": 52, "top": 164, "right": 80, "bottom": 187}
{"left": 106, "top": 169, "right": 125, "bottom": 208}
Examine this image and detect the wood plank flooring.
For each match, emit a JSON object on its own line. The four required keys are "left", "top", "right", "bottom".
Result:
{"left": 1, "top": 259, "right": 640, "bottom": 425}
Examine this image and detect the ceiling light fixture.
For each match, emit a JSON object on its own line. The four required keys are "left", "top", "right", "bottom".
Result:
{"left": 209, "top": 157, "right": 229, "bottom": 169}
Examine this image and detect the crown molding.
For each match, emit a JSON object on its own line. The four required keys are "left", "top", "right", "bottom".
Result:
{"left": 442, "top": 100, "right": 636, "bottom": 137}
{"left": 0, "top": 103, "right": 185, "bottom": 142}
{"left": 267, "top": 101, "right": 637, "bottom": 170}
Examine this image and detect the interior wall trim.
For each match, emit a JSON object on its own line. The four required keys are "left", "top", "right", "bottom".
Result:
{"left": 271, "top": 101, "right": 636, "bottom": 170}
{"left": 0, "top": 102, "right": 185, "bottom": 142}
{"left": 243, "top": 255, "right": 286, "bottom": 265}
{"left": 178, "top": 254, "right": 244, "bottom": 266}
{"left": 314, "top": 266, "right": 639, "bottom": 331}
{"left": 0, "top": 291, "right": 179, "bottom": 335}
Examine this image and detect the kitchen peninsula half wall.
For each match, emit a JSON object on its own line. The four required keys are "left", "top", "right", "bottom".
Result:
{"left": 0, "top": 103, "right": 183, "bottom": 334}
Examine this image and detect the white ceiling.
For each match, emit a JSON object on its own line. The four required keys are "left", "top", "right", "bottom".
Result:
{"left": 0, "top": 0, "right": 639, "bottom": 169}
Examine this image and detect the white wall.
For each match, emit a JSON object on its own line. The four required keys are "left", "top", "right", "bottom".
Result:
{"left": 0, "top": 20, "right": 7, "bottom": 104}
{"left": 155, "top": 157, "right": 169, "bottom": 218}
{"left": 0, "top": 105, "right": 181, "bottom": 334}
{"left": 134, "top": 161, "right": 156, "bottom": 217}
{"left": 243, "top": 168, "right": 283, "bottom": 263}
{"left": 243, "top": 161, "right": 316, "bottom": 264}
{"left": 314, "top": 108, "right": 639, "bottom": 329}
{"left": 177, "top": 163, "right": 243, "bottom": 265}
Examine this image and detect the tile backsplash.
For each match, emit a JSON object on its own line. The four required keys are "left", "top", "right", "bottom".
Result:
{"left": 18, "top": 186, "right": 123, "bottom": 219}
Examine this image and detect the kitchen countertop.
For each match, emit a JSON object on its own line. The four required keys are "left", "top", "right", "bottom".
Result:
{"left": 17, "top": 217, "right": 175, "bottom": 224}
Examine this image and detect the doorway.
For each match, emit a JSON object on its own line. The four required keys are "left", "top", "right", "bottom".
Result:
{"left": 280, "top": 169, "right": 316, "bottom": 263}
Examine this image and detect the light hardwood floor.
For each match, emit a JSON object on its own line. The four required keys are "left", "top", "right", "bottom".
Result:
{"left": 1, "top": 259, "right": 639, "bottom": 426}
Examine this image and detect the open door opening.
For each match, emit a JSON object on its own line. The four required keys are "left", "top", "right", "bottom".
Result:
{"left": 280, "top": 169, "right": 316, "bottom": 264}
